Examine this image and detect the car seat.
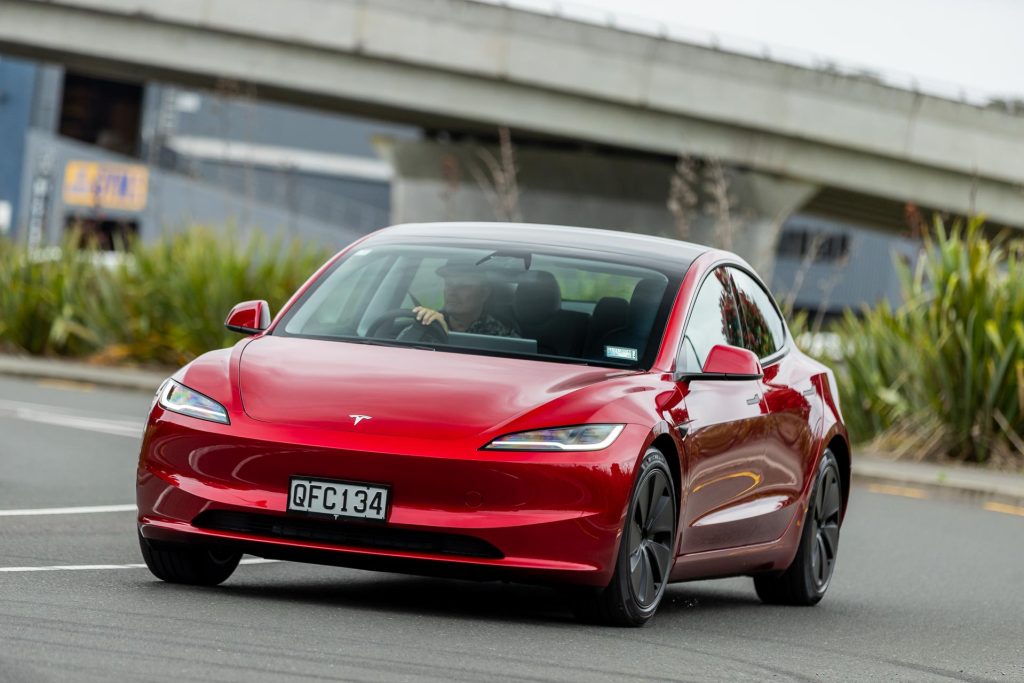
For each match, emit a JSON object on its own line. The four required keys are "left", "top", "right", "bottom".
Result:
{"left": 596, "top": 278, "right": 665, "bottom": 362}
{"left": 514, "top": 271, "right": 588, "bottom": 357}
{"left": 584, "top": 296, "right": 629, "bottom": 358}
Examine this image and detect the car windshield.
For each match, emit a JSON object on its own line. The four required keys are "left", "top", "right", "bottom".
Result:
{"left": 274, "top": 243, "right": 677, "bottom": 368}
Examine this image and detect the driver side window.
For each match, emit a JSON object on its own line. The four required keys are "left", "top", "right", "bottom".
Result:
{"left": 402, "top": 257, "right": 447, "bottom": 311}
{"left": 677, "top": 268, "right": 743, "bottom": 373}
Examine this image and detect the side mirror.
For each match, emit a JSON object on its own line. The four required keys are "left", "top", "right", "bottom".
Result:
{"left": 225, "top": 300, "right": 271, "bottom": 335}
{"left": 676, "top": 344, "right": 763, "bottom": 381}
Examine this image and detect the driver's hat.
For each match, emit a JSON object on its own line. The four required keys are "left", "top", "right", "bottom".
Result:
{"left": 436, "top": 258, "right": 489, "bottom": 283}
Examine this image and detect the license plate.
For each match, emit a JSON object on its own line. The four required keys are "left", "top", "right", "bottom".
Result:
{"left": 287, "top": 476, "right": 389, "bottom": 521}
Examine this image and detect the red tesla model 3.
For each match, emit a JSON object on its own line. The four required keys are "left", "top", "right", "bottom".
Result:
{"left": 137, "top": 222, "right": 849, "bottom": 626}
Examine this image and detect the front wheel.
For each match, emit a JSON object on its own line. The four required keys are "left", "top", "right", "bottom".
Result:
{"left": 139, "top": 532, "right": 241, "bottom": 586}
{"left": 571, "top": 448, "right": 678, "bottom": 626}
{"left": 754, "top": 448, "right": 842, "bottom": 605}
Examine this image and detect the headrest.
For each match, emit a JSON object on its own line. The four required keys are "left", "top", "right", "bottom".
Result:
{"left": 591, "top": 296, "right": 629, "bottom": 332}
{"left": 628, "top": 278, "right": 666, "bottom": 329}
{"left": 514, "top": 271, "right": 562, "bottom": 326}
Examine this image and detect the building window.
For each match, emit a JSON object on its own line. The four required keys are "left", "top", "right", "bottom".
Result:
{"left": 59, "top": 72, "right": 143, "bottom": 157}
{"left": 777, "top": 230, "right": 849, "bottom": 262}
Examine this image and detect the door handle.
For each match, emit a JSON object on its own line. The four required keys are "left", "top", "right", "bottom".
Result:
{"left": 746, "top": 394, "right": 761, "bottom": 405}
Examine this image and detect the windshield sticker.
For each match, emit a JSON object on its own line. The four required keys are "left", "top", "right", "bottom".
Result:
{"left": 605, "top": 345, "right": 638, "bottom": 361}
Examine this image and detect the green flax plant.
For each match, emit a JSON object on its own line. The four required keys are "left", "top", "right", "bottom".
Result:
{"left": 111, "top": 227, "right": 331, "bottom": 365}
{"left": 0, "top": 236, "right": 111, "bottom": 356}
{"left": 0, "top": 226, "right": 332, "bottom": 366}
{"left": 835, "top": 217, "right": 1024, "bottom": 465}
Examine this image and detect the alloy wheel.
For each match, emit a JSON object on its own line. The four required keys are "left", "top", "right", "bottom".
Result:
{"left": 627, "top": 468, "right": 676, "bottom": 607}
{"left": 809, "top": 463, "right": 842, "bottom": 591}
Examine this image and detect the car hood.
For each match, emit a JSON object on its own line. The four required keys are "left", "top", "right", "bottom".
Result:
{"left": 238, "top": 336, "right": 631, "bottom": 440}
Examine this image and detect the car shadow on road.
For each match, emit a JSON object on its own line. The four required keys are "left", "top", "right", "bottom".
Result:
{"left": 196, "top": 570, "right": 766, "bottom": 626}
{"left": 216, "top": 574, "right": 576, "bottom": 625}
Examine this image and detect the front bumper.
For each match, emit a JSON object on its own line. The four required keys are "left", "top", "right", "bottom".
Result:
{"left": 137, "top": 410, "right": 649, "bottom": 586}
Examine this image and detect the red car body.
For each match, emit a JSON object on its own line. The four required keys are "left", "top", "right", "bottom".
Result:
{"left": 137, "top": 223, "right": 849, "bottom": 597}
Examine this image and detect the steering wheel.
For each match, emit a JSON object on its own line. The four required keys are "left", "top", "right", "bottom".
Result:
{"left": 365, "top": 308, "right": 448, "bottom": 344}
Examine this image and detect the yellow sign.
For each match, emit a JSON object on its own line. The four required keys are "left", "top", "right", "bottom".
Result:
{"left": 63, "top": 161, "right": 149, "bottom": 212}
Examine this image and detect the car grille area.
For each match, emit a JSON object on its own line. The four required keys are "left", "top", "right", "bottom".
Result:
{"left": 192, "top": 510, "right": 504, "bottom": 560}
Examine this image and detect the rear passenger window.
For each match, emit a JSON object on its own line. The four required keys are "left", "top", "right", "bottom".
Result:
{"left": 728, "top": 268, "right": 786, "bottom": 360}
{"left": 678, "top": 268, "right": 744, "bottom": 372}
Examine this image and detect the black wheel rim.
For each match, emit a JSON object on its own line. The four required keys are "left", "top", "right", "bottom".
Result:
{"left": 627, "top": 469, "right": 675, "bottom": 608}
{"left": 809, "top": 464, "right": 842, "bottom": 591}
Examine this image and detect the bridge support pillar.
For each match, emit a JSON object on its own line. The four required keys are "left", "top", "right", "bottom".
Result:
{"left": 384, "top": 139, "right": 817, "bottom": 279}
{"left": 684, "top": 169, "right": 819, "bottom": 280}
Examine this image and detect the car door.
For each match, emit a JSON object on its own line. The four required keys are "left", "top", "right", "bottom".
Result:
{"left": 727, "top": 267, "right": 820, "bottom": 544}
{"left": 669, "top": 267, "right": 774, "bottom": 555}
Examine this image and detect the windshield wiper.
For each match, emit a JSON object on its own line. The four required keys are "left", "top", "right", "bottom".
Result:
{"left": 332, "top": 336, "right": 437, "bottom": 352}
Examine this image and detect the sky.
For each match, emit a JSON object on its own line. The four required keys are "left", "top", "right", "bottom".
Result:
{"left": 498, "top": 0, "right": 1024, "bottom": 102}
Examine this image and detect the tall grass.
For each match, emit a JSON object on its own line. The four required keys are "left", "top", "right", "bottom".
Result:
{"left": 835, "top": 217, "right": 1024, "bottom": 465}
{"left": 0, "top": 227, "right": 332, "bottom": 366}
{"left": 0, "top": 241, "right": 108, "bottom": 356}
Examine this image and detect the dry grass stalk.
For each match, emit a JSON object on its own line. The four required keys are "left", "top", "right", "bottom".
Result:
{"left": 704, "top": 159, "right": 735, "bottom": 251}
{"left": 780, "top": 232, "right": 826, "bottom": 318}
{"left": 439, "top": 153, "right": 461, "bottom": 221}
{"left": 667, "top": 156, "right": 699, "bottom": 240}
{"left": 468, "top": 127, "right": 522, "bottom": 222}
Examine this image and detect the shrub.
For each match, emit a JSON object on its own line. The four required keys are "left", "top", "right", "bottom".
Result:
{"left": 0, "top": 241, "right": 110, "bottom": 356}
{"left": 834, "top": 217, "right": 1024, "bottom": 465}
{"left": 0, "top": 227, "right": 333, "bottom": 366}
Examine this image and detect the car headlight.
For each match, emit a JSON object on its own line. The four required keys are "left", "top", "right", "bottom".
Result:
{"left": 157, "top": 379, "right": 230, "bottom": 425}
{"left": 484, "top": 424, "right": 624, "bottom": 451}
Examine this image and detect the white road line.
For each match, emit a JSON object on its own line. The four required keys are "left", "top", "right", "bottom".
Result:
{"left": 0, "top": 558, "right": 279, "bottom": 573}
{"left": 0, "top": 399, "right": 143, "bottom": 438}
{"left": 0, "top": 563, "right": 148, "bottom": 572}
{"left": 0, "top": 504, "right": 137, "bottom": 517}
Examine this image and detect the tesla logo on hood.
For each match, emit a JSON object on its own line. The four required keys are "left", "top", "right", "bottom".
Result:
{"left": 349, "top": 414, "right": 372, "bottom": 425}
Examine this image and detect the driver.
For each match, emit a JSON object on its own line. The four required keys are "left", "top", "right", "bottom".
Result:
{"left": 412, "top": 261, "right": 520, "bottom": 337}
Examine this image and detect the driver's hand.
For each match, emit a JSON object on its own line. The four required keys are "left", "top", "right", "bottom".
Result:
{"left": 412, "top": 306, "right": 449, "bottom": 332}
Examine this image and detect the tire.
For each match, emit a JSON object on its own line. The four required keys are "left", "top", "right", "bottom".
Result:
{"left": 138, "top": 532, "right": 241, "bottom": 586}
{"left": 572, "top": 448, "right": 678, "bottom": 627}
{"left": 754, "top": 449, "right": 842, "bottom": 606}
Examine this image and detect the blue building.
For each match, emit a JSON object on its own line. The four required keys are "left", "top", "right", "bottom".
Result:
{"left": 0, "top": 57, "right": 36, "bottom": 237}
{"left": 0, "top": 56, "right": 417, "bottom": 249}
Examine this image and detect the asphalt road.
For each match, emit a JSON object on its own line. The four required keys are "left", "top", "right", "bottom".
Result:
{"left": 0, "top": 375, "right": 1022, "bottom": 682}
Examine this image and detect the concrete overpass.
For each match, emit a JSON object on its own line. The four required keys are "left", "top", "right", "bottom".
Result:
{"left": 2, "top": 0, "right": 1023, "bottom": 271}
